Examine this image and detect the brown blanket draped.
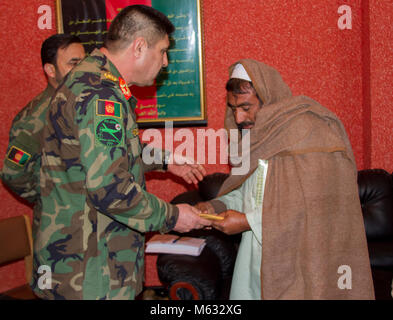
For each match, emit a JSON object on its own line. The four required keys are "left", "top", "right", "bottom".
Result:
{"left": 215, "top": 59, "right": 374, "bottom": 299}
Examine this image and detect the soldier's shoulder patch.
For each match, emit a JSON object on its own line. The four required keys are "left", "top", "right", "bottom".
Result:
{"left": 95, "top": 118, "right": 124, "bottom": 147}
{"left": 7, "top": 146, "right": 31, "bottom": 166}
{"left": 96, "top": 99, "right": 122, "bottom": 119}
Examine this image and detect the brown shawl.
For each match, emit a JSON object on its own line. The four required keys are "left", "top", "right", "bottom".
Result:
{"left": 216, "top": 59, "right": 374, "bottom": 299}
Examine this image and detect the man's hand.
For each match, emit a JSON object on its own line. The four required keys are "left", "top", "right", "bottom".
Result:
{"left": 194, "top": 201, "right": 216, "bottom": 214}
{"left": 212, "top": 210, "right": 250, "bottom": 235}
{"left": 173, "top": 203, "right": 212, "bottom": 233}
{"left": 167, "top": 154, "right": 207, "bottom": 185}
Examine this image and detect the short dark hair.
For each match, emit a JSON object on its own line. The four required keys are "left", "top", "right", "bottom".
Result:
{"left": 104, "top": 5, "right": 175, "bottom": 52}
{"left": 226, "top": 78, "right": 263, "bottom": 105}
{"left": 41, "top": 34, "right": 82, "bottom": 67}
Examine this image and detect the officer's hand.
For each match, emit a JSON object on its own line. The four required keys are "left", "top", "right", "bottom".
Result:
{"left": 174, "top": 203, "right": 212, "bottom": 233}
{"left": 212, "top": 210, "right": 250, "bottom": 235}
{"left": 167, "top": 154, "right": 206, "bottom": 185}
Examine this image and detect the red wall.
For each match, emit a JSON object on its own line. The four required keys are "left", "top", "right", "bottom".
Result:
{"left": 369, "top": 1, "right": 393, "bottom": 170}
{"left": 0, "top": 0, "right": 392, "bottom": 293}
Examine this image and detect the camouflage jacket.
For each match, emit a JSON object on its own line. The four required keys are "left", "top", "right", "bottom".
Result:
{"left": 32, "top": 49, "right": 179, "bottom": 300}
{"left": 1, "top": 84, "right": 55, "bottom": 203}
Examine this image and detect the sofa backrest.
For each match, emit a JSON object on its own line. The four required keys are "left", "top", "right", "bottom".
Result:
{"left": 198, "top": 172, "right": 229, "bottom": 200}
{"left": 358, "top": 169, "right": 393, "bottom": 241}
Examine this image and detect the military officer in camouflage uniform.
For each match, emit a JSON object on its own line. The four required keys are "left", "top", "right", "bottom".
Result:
{"left": 34, "top": 5, "right": 211, "bottom": 300}
{"left": 1, "top": 35, "right": 85, "bottom": 217}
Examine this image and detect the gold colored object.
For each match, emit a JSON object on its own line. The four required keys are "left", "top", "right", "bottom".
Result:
{"left": 132, "top": 128, "right": 139, "bottom": 137}
{"left": 199, "top": 213, "right": 224, "bottom": 221}
{"left": 104, "top": 72, "right": 118, "bottom": 82}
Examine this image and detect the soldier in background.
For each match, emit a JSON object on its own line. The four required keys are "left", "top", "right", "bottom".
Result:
{"left": 34, "top": 5, "right": 211, "bottom": 300}
{"left": 1, "top": 34, "right": 85, "bottom": 208}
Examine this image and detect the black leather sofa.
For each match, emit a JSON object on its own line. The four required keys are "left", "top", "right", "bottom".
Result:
{"left": 358, "top": 169, "right": 393, "bottom": 299}
{"left": 158, "top": 173, "right": 239, "bottom": 300}
{"left": 157, "top": 169, "right": 393, "bottom": 300}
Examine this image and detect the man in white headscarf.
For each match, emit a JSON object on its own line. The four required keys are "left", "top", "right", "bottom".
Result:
{"left": 200, "top": 59, "right": 375, "bottom": 300}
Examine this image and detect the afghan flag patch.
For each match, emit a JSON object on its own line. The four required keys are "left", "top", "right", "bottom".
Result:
{"left": 96, "top": 99, "right": 122, "bottom": 118}
{"left": 7, "top": 146, "right": 31, "bottom": 166}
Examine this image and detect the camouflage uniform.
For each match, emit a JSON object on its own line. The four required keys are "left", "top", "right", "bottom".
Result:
{"left": 32, "top": 49, "right": 178, "bottom": 300}
{"left": 1, "top": 84, "right": 55, "bottom": 204}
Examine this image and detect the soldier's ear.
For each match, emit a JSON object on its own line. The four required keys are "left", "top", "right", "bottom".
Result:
{"left": 44, "top": 63, "right": 56, "bottom": 79}
{"left": 132, "top": 37, "right": 148, "bottom": 58}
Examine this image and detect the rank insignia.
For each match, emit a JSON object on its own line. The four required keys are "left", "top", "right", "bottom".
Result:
{"left": 7, "top": 146, "right": 31, "bottom": 166}
{"left": 103, "top": 71, "right": 118, "bottom": 82}
{"left": 96, "top": 99, "right": 122, "bottom": 118}
{"left": 119, "top": 77, "right": 132, "bottom": 100}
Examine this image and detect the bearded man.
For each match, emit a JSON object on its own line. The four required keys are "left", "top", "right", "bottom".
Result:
{"left": 203, "top": 59, "right": 374, "bottom": 300}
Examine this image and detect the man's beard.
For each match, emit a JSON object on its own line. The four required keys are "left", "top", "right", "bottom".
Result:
{"left": 55, "top": 69, "right": 65, "bottom": 86}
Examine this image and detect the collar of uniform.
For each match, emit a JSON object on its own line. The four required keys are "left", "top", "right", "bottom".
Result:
{"left": 89, "top": 48, "right": 123, "bottom": 81}
{"left": 129, "top": 96, "right": 138, "bottom": 110}
{"left": 89, "top": 49, "right": 134, "bottom": 101}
